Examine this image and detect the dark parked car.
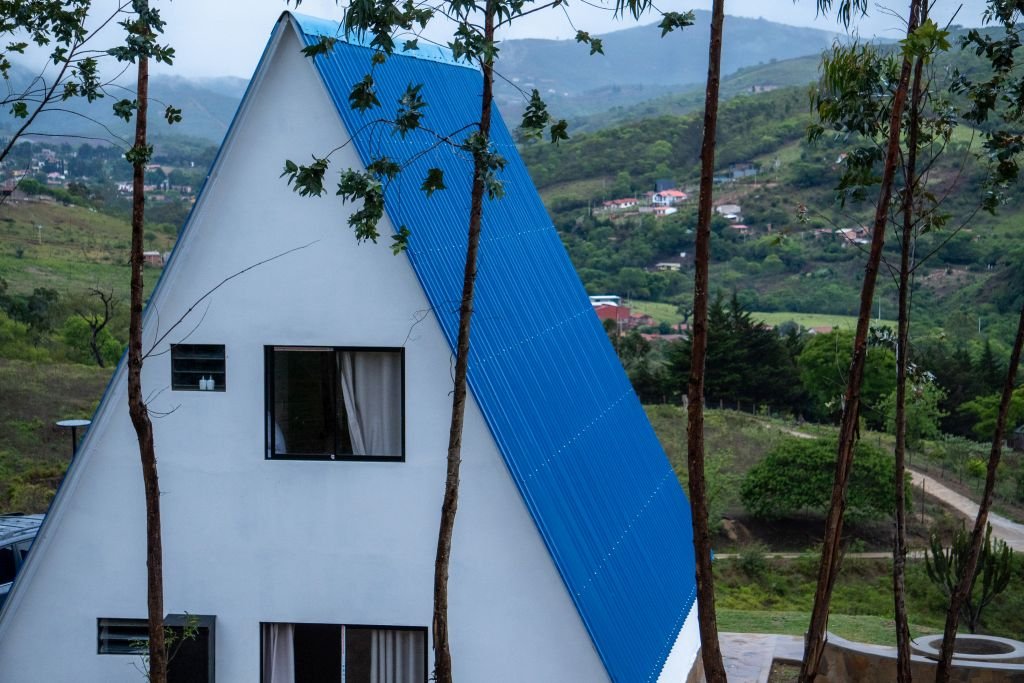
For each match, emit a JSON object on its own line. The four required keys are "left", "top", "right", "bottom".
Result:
{"left": 0, "top": 514, "right": 43, "bottom": 609}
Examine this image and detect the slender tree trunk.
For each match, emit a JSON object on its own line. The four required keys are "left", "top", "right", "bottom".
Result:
{"left": 893, "top": 36, "right": 927, "bottom": 683}
{"left": 431, "top": 5, "right": 495, "bottom": 681}
{"left": 686, "top": 2, "right": 727, "bottom": 680}
{"left": 127, "top": 45, "right": 167, "bottom": 683}
{"left": 799, "top": 3, "right": 921, "bottom": 680}
{"left": 935, "top": 303, "right": 1024, "bottom": 682}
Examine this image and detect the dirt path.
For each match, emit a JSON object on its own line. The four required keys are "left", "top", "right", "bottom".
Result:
{"left": 767, "top": 420, "right": 1024, "bottom": 551}
{"left": 909, "top": 469, "right": 1024, "bottom": 551}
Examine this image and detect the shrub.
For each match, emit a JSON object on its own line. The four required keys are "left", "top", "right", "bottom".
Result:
{"left": 740, "top": 437, "right": 907, "bottom": 523}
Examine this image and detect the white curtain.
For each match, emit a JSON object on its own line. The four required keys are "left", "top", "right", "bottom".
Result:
{"left": 339, "top": 352, "right": 402, "bottom": 456}
{"left": 262, "top": 623, "right": 295, "bottom": 683}
{"left": 370, "top": 629, "right": 424, "bottom": 683}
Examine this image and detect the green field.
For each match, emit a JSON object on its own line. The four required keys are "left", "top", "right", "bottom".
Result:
{"left": 631, "top": 299, "right": 896, "bottom": 330}
{"left": 717, "top": 609, "right": 938, "bottom": 646}
{"left": 0, "top": 201, "right": 173, "bottom": 296}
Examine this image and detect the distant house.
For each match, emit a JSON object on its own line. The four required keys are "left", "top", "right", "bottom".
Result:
{"left": 653, "top": 206, "right": 677, "bottom": 217}
{"left": 592, "top": 302, "right": 655, "bottom": 330}
{"left": 142, "top": 251, "right": 164, "bottom": 267}
{"left": 808, "top": 325, "right": 834, "bottom": 335}
{"left": 715, "top": 203, "right": 742, "bottom": 217}
{"left": 602, "top": 197, "right": 638, "bottom": 210}
{"left": 593, "top": 302, "right": 632, "bottom": 323}
{"left": 730, "top": 162, "right": 759, "bottom": 180}
{"left": 729, "top": 223, "right": 751, "bottom": 236}
{"left": 835, "top": 226, "right": 869, "bottom": 245}
{"left": 652, "top": 189, "right": 688, "bottom": 206}
{"left": 0, "top": 13, "right": 700, "bottom": 683}
{"left": 750, "top": 84, "right": 780, "bottom": 94}
{"left": 654, "top": 254, "right": 686, "bottom": 272}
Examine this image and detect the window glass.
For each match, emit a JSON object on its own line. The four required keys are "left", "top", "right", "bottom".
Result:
{"left": 0, "top": 546, "right": 15, "bottom": 584}
{"left": 273, "top": 349, "right": 335, "bottom": 456}
{"left": 262, "top": 623, "right": 424, "bottom": 683}
{"left": 268, "top": 347, "right": 403, "bottom": 460}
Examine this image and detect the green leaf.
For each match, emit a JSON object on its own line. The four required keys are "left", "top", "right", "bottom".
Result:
{"left": 658, "top": 11, "right": 696, "bottom": 36}
{"left": 164, "top": 105, "right": 182, "bottom": 125}
{"left": 301, "top": 36, "right": 338, "bottom": 58}
{"left": 549, "top": 119, "right": 569, "bottom": 145}
{"left": 391, "top": 225, "right": 411, "bottom": 254}
{"left": 281, "top": 156, "right": 330, "bottom": 197}
{"left": 349, "top": 74, "right": 381, "bottom": 112}
{"left": 519, "top": 89, "right": 550, "bottom": 141}
{"left": 403, "top": 39, "right": 419, "bottom": 51}
{"left": 394, "top": 82, "right": 426, "bottom": 137}
{"left": 10, "top": 101, "right": 28, "bottom": 119}
{"left": 421, "top": 168, "right": 445, "bottom": 196}
{"left": 112, "top": 98, "right": 136, "bottom": 122}
{"left": 125, "top": 144, "right": 154, "bottom": 166}
{"left": 367, "top": 156, "right": 401, "bottom": 180}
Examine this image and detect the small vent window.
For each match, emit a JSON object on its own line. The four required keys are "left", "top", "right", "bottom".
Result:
{"left": 171, "top": 344, "right": 226, "bottom": 391}
{"left": 97, "top": 618, "right": 147, "bottom": 655}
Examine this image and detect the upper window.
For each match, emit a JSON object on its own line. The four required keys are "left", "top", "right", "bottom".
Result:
{"left": 265, "top": 347, "right": 404, "bottom": 461}
{"left": 171, "top": 344, "right": 226, "bottom": 391}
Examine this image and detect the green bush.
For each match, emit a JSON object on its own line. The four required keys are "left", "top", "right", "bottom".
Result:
{"left": 740, "top": 437, "right": 907, "bottom": 522}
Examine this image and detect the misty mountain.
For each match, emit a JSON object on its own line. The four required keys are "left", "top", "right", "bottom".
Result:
{"left": 0, "top": 63, "right": 247, "bottom": 146}
{"left": 1, "top": 12, "right": 841, "bottom": 145}
{"left": 494, "top": 11, "right": 839, "bottom": 117}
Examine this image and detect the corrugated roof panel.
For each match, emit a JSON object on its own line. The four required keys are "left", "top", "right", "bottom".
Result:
{"left": 291, "top": 13, "right": 697, "bottom": 681}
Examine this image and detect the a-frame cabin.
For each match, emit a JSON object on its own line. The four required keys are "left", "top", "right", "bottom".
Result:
{"left": 0, "top": 13, "right": 700, "bottom": 682}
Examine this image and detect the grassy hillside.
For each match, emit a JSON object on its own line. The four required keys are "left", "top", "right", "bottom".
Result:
{"left": 0, "top": 200, "right": 172, "bottom": 297}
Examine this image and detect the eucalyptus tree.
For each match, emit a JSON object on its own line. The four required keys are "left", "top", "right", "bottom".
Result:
{"left": 682, "top": 4, "right": 728, "bottom": 679}
{"left": 797, "top": 1, "right": 926, "bottom": 680}
{"left": 934, "top": 3, "right": 1024, "bottom": 677}
{"left": 109, "top": 1, "right": 177, "bottom": 680}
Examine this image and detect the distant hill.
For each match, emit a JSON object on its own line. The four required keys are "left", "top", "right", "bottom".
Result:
{"left": 0, "top": 12, "right": 839, "bottom": 144}
{"left": 494, "top": 12, "right": 839, "bottom": 119}
{"left": 567, "top": 55, "right": 822, "bottom": 133}
{"left": 0, "top": 63, "right": 247, "bottom": 146}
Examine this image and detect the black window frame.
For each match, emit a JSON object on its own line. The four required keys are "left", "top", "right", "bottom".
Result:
{"left": 258, "top": 622, "right": 427, "bottom": 683}
{"left": 171, "top": 344, "right": 226, "bottom": 392}
{"left": 264, "top": 346, "right": 406, "bottom": 462}
{"left": 98, "top": 614, "right": 216, "bottom": 682}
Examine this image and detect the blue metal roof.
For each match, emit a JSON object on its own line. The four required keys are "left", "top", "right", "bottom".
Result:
{"left": 291, "top": 13, "right": 697, "bottom": 681}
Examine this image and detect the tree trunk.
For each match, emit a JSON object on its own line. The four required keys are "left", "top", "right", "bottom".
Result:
{"left": 431, "top": 5, "right": 495, "bottom": 681}
{"left": 686, "top": 1, "right": 728, "bottom": 681}
{"left": 935, "top": 303, "right": 1024, "bottom": 682}
{"left": 893, "top": 37, "right": 927, "bottom": 683}
{"left": 799, "top": 3, "right": 921, "bottom": 680}
{"left": 127, "top": 44, "right": 167, "bottom": 683}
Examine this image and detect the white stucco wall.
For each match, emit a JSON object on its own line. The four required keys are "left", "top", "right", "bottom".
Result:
{"left": 0, "top": 19, "right": 613, "bottom": 682}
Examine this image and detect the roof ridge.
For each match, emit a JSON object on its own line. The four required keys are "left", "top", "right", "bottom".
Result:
{"left": 289, "top": 12, "right": 477, "bottom": 71}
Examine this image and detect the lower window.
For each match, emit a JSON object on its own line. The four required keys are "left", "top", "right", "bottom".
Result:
{"left": 261, "top": 622, "right": 426, "bottom": 683}
{"left": 98, "top": 614, "right": 215, "bottom": 683}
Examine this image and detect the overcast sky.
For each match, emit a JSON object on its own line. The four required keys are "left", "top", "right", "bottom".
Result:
{"left": 107, "top": 0, "right": 990, "bottom": 78}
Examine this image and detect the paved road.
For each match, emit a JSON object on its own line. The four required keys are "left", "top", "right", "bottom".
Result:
{"left": 718, "top": 633, "right": 803, "bottom": 683}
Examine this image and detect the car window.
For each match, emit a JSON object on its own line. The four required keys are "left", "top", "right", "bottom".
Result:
{"left": 0, "top": 545, "right": 15, "bottom": 584}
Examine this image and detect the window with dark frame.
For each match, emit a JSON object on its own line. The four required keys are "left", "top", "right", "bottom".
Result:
{"left": 98, "top": 615, "right": 215, "bottom": 683}
{"left": 171, "top": 344, "right": 226, "bottom": 391}
{"left": 261, "top": 623, "right": 426, "bottom": 683}
{"left": 265, "top": 347, "right": 404, "bottom": 461}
